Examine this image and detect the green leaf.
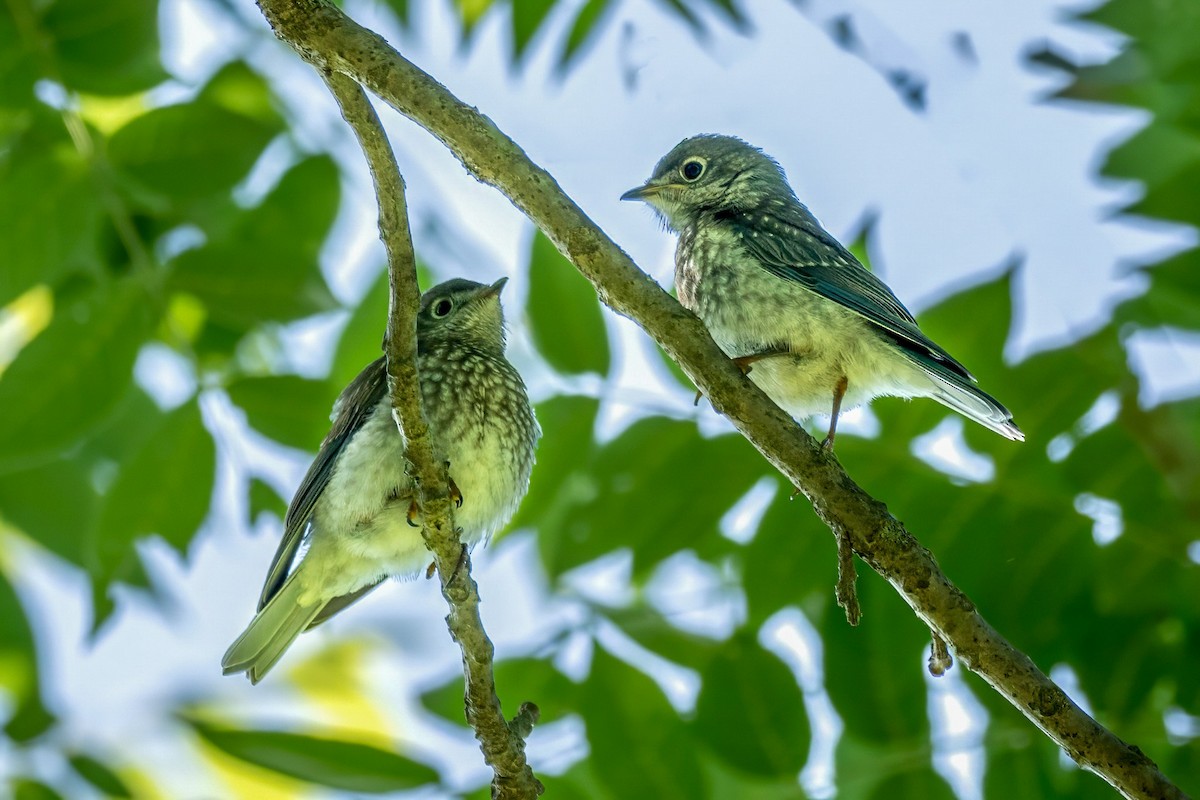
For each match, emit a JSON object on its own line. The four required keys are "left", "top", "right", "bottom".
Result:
{"left": 539, "top": 759, "right": 616, "bottom": 800}
{"left": 983, "top": 732, "right": 1113, "bottom": 800}
{"left": 0, "top": 571, "right": 55, "bottom": 742}
{"left": 526, "top": 230, "right": 609, "bottom": 376}
{"left": 227, "top": 375, "right": 335, "bottom": 451}
{"left": 512, "top": 0, "right": 555, "bottom": 61}
{"left": 0, "top": 279, "right": 154, "bottom": 470}
{"left": 584, "top": 648, "right": 705, "bottom": 799}
{"left": 332, "top": 268, "right": 390, "bottom": 389}
{"left": 0, "top": 148, "right": 103, "bottom": 307}
{"left": 603, "top": 603, "right": 721, "bottom": 667}
{"left": 249, "top": 477, "right": 288, "bottom": 523}
{"left": 541, "top": 416, "right": 765, "bottom": 579}
{"left": 693, "top": 634, "right": 809, "bottom": 777}
{"left": 822, "top": 575, "right": 931, "bottom": 744}
{"left": 198, "top": 61, "right": 284, "bottom": 129}
{"left": 0, "top": 456, "right": 99, "bottom": 567}
{"left": 42, "top": 0, "right": 166, "bottom": 95}
{"left": 514, "top": 394, "right": 598, "bottom": 535}
{"left": 187, "top": 719, "right": 439, "bottom": 793}
{"left": 93, "top": 399, "right": 214, "bottom": 587}
{"left": 420, "top": 658, "right": 577, "bottom": 726}
{"left": 11, "top": 780, "right": 66, "bottom": 800}
{"left": 558, "top": 0, "right": 613, "bottom": 71}
{"left": 109, "top": 99, "right": 277, "bottom": 203}
{"left": 67, "top": 753, "right": 133, "bottom": 798}
{"left": 168, "top": 156, "right": 340, "bottom": 329}
{"left": 0, "top": 11, "right": 39, "bottom": 107}
{"left": 834, "top": 735, "right": 954, "bottom": 800}
{"left": 743, "top": 486, "right": 836, "bottom": 625}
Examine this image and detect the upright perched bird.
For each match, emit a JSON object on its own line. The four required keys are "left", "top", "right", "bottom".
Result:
{"left": 223, "top": 278, "right": 540, "bottom": 683}
{"left": 622, "top": 134, "right": 1023, "bottom": 446}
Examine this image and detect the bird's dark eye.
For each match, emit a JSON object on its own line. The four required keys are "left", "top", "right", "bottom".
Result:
{"left": 433, "top": 299, "right": 453, "bottom": 318}
{"left": 681, "top": 159, "right": 705, "bottom": 181}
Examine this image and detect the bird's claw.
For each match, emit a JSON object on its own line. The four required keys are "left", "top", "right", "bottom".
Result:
{"left": 406, "top": 500, "right": 420, "bottom": 527}
{"left": 449, "top": 476, "right": 463, "bottom": 509}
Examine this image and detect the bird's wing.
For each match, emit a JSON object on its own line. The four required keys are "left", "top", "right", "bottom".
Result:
{"left": 257, "top": 356, "right": 391, "bottom": 610}
{"left": 731, "top": 208, "right": 975, "bottom": 382}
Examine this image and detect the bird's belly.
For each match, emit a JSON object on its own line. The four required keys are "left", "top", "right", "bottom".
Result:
{"left": 303, "top": 422, "right": 523, "bottom": 599}
{"left": 701, "top": 288, "right": 931, "bottom": 419}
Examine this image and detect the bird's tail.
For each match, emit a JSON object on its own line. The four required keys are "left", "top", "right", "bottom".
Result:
{"left": 920, "top": 366, "right": 1024, "bottom": 442}
{"left": 222, "top": 571, "right": 322, "bottom": 684}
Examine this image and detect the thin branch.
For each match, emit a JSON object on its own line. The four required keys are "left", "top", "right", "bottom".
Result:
{"left": 256, "top": 2, "right": 1185, "bottom": 798}
{"left": 834, "top": 531, "right": 861, "bottom": 626}
{"left": 319, "top": 69, "right": 542, "bottom": 799}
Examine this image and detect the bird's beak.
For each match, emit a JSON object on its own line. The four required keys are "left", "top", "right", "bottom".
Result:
{"left": 484, "top": 276, "right": 509, "bottom": 297}
{"left": 620, "top": 182, "right": 660, "bottom": 202}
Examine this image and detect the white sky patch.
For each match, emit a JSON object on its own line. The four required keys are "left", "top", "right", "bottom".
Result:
{"left": 912, "top": 416, "right": 996, "bottom": 483}
{"left": 134, "top": 343, "right": 197, "bottom": 410}
{"left": 762, "top": 609, "right": 843, "bottom": 800}
{"left": 1188, "top": 541, "right": 1200, "bottom": 566}
{"left": 1079, "top": 390, "right": 1121, "bottom": 435}
{"left": 720, "top": 477, "right": 779, "bottom": 544}
{"left": 1074, "top": 492, "right": 1125, "bottom": 546}
{"left": 561, "top": 549, "right": 635, "bottom": 608}
{"left": 926, "top": 647, "right": 989, "bottom": 800}
{"left": 1164, "top": 707, "right": 1200, "bottom": 744}
{"left": 1127, "top": 327, "right": 1200, "bottom": 408}
{"left": 646, "top": 550, "right": 743, "bottom": 639}
{"left": 594, "top": 617, "right": 701, "bottom": 713}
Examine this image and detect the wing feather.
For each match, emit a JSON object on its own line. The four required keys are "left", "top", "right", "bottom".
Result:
{"left": 257, "top": 357, "right": 390, "bottom": 610}
{"left": 730, "top": 206, "right": 975, "bottom": 382}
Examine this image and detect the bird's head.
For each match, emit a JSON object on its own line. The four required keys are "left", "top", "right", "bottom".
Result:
{"left": 621, "top": 134, "right": 794, "bottom": 231}
{"left": 417, "top": 277, "right": 509, "bottom": 355}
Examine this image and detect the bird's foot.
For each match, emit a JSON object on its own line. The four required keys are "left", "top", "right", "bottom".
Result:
{"left": 448, "top": 476, "right": 463, "bottom": 509}
{"left": 447, "top": 541, "right": 469, "bottom": 585}
{"left": 425, "top": 560, "right": 436, "bottom": 580}
{"left": 406, "top": 500, "right": 420, "bottom": 528}
{"left": 694, "top": 349, "right": 791, "bottom": 406}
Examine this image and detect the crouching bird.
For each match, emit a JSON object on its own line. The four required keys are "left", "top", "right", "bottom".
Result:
{"left": 223, "top": 277, "right": 540, "bottom": 683}
{"left": 622, "top": 134, "right": 1023, "bottom": 448}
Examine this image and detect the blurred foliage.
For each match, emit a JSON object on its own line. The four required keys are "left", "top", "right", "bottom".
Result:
{"left": 0, "top": 0, "right": 1198, "bottom": 798}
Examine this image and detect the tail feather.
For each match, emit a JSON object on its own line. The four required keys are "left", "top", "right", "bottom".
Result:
{"left": 920, "top": 367, "right": 1024, "bottom": 442}
{"left": 222, "top": 572, "right": 323, "bottom": 684}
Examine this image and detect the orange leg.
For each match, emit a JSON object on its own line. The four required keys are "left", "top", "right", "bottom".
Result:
{"left": 821, "top": 376, "right": 849, "bottom": 450}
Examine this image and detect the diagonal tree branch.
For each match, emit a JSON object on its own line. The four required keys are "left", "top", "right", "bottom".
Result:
{"left": 257, "top": 1, "right": 1186, "bottom": 797}
{"left": 319, "top": 69, "right": 542, "bottom": 799}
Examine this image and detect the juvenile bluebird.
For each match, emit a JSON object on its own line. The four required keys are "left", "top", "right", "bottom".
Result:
{"left": 622, "top": 134, "right": 1023, "bottom": 447}
{"left": 223, "top": 278, "right": 540, "bottom": 683}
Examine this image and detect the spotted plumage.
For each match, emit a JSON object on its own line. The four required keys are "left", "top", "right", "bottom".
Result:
{"left": 223, "top": 278, "right": 540, "bottom": 683}
{"left": 623, "top": 134, "right": 1023, "bottom": 446}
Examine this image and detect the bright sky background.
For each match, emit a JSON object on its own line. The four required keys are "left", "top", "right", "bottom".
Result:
{"left": 7, "top": 0, "right": 1198, "bottom": 797}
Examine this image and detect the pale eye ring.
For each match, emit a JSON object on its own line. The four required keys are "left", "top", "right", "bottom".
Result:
{"left": 680, "top": 158, "right": 706, "bottom": 181}
{"left": 433, "top": 298, "right": 453, "bottom": 318}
